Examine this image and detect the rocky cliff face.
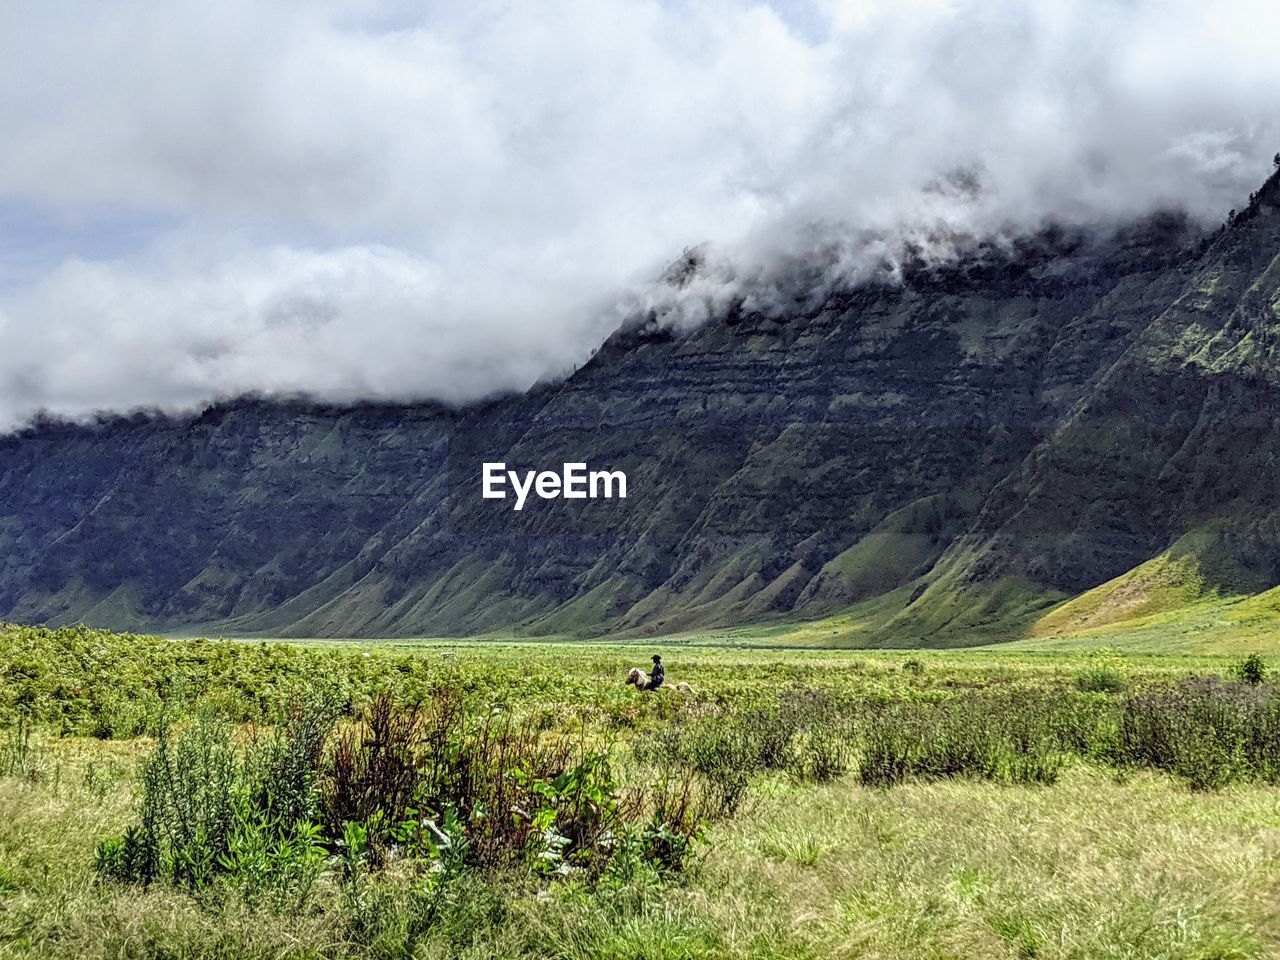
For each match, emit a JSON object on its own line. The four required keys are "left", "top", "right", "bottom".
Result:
{"left": 904, "top": 170, "right": 1280, "bottom": 641}
{"left": 3, "top": 169, "right": 1280, "bottom": 644}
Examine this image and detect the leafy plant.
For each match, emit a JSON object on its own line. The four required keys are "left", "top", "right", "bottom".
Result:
{"left": 218, "top": 805, "right": 327, "bottom": 910}
{"left": 98, "top": 692, "right": 341, "bottom": 898}
{"left": 139, "top": 714, "right": 239, "bottom": 889}
{"left": 1232, "top": 654, "right": 1267, "bottom": 686}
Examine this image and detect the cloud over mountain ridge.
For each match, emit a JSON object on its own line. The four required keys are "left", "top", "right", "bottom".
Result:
{"left": 1, "top": 0, "right": 1278, "bottom": 429}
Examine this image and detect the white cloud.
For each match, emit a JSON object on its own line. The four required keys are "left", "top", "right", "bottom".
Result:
{"left": 0, "top": 0, "right": 1278, "bottom": 428}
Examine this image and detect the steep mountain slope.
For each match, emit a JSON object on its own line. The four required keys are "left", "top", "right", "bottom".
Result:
{"left": 894, "top": 166, "right": 1280, "bottom": 643}
{"left": 3, "top": 168, "right": 1279, "bottom": 644}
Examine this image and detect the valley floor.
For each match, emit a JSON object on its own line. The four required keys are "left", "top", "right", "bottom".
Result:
{"left": 2, "top": 630, "right": 1279, "bottom": 959}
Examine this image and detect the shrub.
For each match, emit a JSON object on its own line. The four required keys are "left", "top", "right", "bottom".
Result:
{"left": 788, "top": 722, "right": 853, "bottom": 783}
{"left": 858, "top": 694, "right": 1066, "bottom": 787}
{"left": 1042, "top": 693, "right": 1120, "bottom": 759}
{"left": 245, "top": 686, "right": 343, "bottom": 828}
{"left": 408, "top": 693, "right": 614, "bottom": 872}
{"left": 95, "top": 825, "right": 158, "bottom": 885}
{"left": 627, "top": 769, "right": 709, "bottom": 876}
{"left": 323, "top": 688, "right": 704, "bottom": 880}
{"left": 99, "top": 681, "right": 721, "bottom": 912}
{"left": 1075, "top": 667, "right": 1126, "bottom": 693}
{"left": 98, "top": 692, "right": 342, "bottom": 894}
{"left": 91, "top": 689, "right": 166, "bottom": 740}
{"left": 637, "top": 713, "right": 756, "bottom": 816}
{"left": 321, "top": 690, "right": 424, "bottom": 860}
{"left": 1117, "top": 679, "right": 1280, "bottom": 789}
{"left": 218, "top": 809, "right": 327, "bottom": 910}
{"left": 1073, "top": 651, "right": 1128, "bottom": 694}
{"left": 858, "top": 709, "right": 918, "bottom": 787}
{"left": 1232, "top": 654, "right": 1267, "bottom": 686}
{"left": 0, "top": 622, "right": 435, "bottom": 735}
{"left": 775, "top": 687, "right": 855, "bottom": 781}
{"left": 139, "top": 714, "right": 239, "bottom": 888}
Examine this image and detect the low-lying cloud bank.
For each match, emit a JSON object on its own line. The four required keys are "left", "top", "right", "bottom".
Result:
{"left": 1, "top": 0, "right": 1278, "bottom": 429}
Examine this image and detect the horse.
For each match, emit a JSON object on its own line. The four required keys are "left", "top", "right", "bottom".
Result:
{"left": 626, "top": 667, "right": 693, "bottom": 694}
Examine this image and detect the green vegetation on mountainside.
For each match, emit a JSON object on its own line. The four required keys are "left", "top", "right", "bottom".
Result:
{"left": 0, "top": 217, "right": 1203, "bottom": 643}
{"left": 2, "top": 170, "right": 1280, "bottom": 645}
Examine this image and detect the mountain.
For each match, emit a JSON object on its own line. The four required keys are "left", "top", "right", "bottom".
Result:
{"left": 3, "top": 166, "right": 1279, "bottom": 646}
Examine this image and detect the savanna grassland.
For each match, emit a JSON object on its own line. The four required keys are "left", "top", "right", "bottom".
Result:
{"left": 2, "top": 623, "right": 1280, "bottom": 959}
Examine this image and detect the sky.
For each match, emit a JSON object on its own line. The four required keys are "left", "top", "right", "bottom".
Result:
{"left": 1, "top": 0, "right": 1278, "bottom": 429}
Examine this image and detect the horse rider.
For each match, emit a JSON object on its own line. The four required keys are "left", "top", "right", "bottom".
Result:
{"left": 649, "top": 654, "right": 665, "bottom": 691}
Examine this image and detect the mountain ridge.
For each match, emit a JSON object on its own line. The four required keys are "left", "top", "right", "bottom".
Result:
{"left": 3, "top": 167, "right": 1280, "bottom": 646}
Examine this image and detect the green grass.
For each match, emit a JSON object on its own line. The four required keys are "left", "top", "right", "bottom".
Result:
{"left": 3, "top": 731, "right": 1278, "bottom": 958}
{"left": 703, "top": 769, "right": 1279, "bottom": 958}
{"left": 3, "top": 624, "right": 1280, "bottom": 958}
{"left": 629, "top": 524, "right": 1280, "bottom": 655}
{"left": 998, "top": 591, "right": 1280, "bottom": 654}
{"left": 1003, "top": 523, "right": 1280, "bottom": 654}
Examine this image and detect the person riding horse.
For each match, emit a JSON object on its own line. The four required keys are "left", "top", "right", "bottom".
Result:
{"left": 648, "top": 654, "right": 664, "bottom": 691}
{"left": 624, "top": 657, "right": 690, "bottom": 694}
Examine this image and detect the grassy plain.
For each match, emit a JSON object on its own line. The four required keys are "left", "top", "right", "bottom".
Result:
{"left": 1, "top": 625, "right": 1279, "bottom": 959}
{"left": 637, "top": 590, "right": 1280, "bottom": 655}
